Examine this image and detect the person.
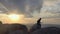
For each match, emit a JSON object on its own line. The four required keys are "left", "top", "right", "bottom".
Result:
{"left": 29, "top": 18, "right": 42, "bottom": 33}
{"left": 37, "top": 18, "right": 41, "bottom": 25}
{"left": 37, "top": 18, "right": 41, "bottom": 28}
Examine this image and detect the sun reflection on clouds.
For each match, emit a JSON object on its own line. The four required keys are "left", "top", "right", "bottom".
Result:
{"left": 8, "top": 14, "right": 20, "bottom": 21}
{"left": 0, "top": 14, "right": 25, "bottom": 24}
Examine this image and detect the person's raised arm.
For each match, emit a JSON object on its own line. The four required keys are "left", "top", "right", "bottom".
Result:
{"left": 37, "top": 18, "right": 41, "bottom": 25}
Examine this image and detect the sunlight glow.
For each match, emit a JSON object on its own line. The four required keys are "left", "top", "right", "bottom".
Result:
{"left": 8, "top": 14, "right": 20, "bottom": 21}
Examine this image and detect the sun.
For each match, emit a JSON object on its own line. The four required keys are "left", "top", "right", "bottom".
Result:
{"left": 8, "top": 14, "right": 20, "bottom": 21}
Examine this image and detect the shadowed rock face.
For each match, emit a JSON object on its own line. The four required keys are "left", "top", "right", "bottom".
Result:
{"left": 8, "top": 24, "right": 28, "bottom": 34}
{"left": 29, "top": 24, "right": 41, "bottom": 33}
{"left": 0, "top": 21, "right": 2, "bottom": 24}
{"left": 8, "top": 30, "right": 25, "bottom": 34}
{"left": 0, "top": 24, "right": 28, "bottom": 34}
{"left": 31, "top": 27, "right": 60, "bottom": 34}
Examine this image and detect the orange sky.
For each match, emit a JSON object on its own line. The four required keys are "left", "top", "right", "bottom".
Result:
{"left": 0, "top": 14, "right": 60, "bottom": 25}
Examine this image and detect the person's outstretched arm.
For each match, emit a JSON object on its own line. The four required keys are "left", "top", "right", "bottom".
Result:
{"left": 37, "top": 18, "right": 41, "bottom": 25}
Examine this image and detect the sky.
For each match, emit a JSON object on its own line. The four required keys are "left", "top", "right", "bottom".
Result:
{"left": 0, "top": 0, "right": 60, "bottom": 24}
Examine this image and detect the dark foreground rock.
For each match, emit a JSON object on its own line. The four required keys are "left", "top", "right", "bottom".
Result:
{"left": 31, "top": 27, "right": 60, "bottom": 34}
{"left": 0, "top": 24, "right": 28, "bottom": 34}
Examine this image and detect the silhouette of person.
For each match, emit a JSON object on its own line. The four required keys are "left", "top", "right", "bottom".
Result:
{"left": 29, "top": 18, "right": 42, "bottom": 33}
{"left": 37, "top": 18, "right": 41, "bottom": 25}
{"left": 37, "top": 18, "right": 41, "bottom": 28}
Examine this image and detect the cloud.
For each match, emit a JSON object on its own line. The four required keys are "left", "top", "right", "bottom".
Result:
{"left": 42, "top": 18, "right": 60, "bottom": 24}
{"left": 0, "top": 13, "right": 60, "bottom": 25}
{"left": 0, "top": 14, "right": 37, "bottom": 24}
{"left": 0, "top": 0, "right": 43, "bottom": 18}
{"left": 40, "top": 9, "right": 60, "bottom": 18}
{"left": 40, "top": 11, "right": 55, "bottom": 18}
{"left": 40, "top": 0, "right": 60, "bottom": 18}
{"left": 0, "top": 0, "right": 60, "bottom": 25}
